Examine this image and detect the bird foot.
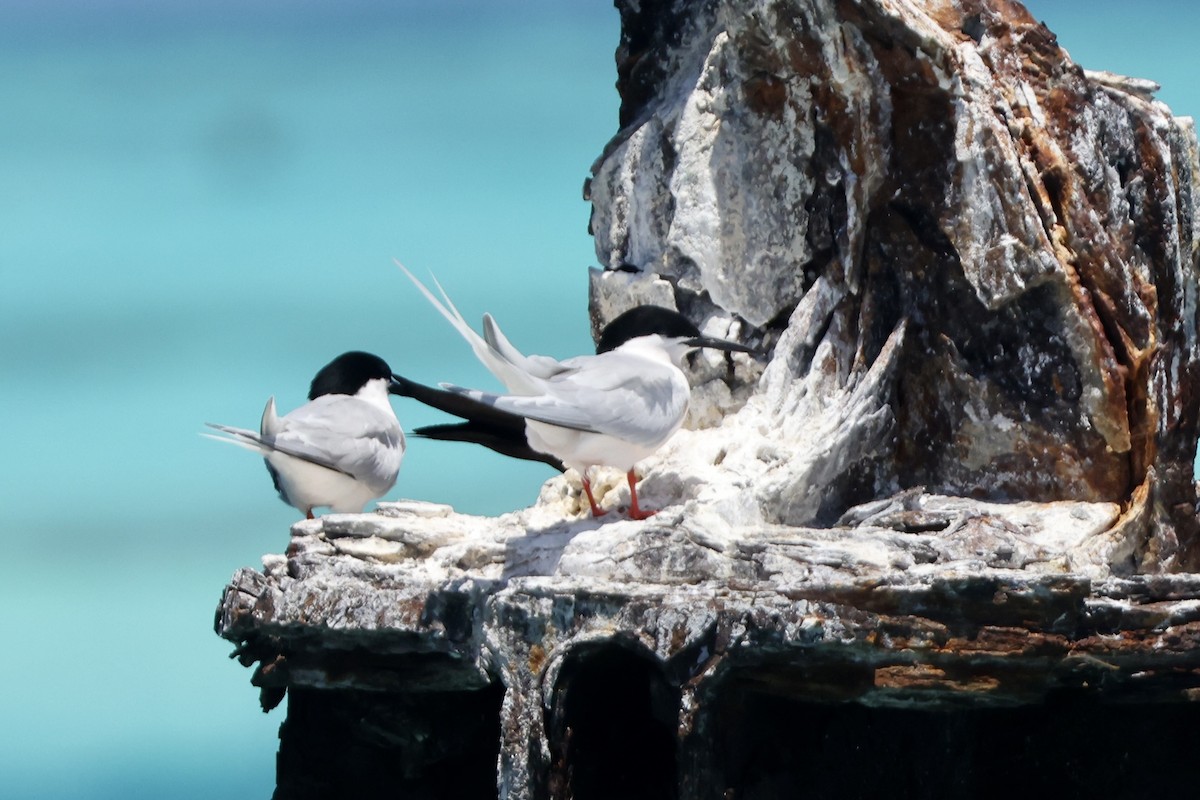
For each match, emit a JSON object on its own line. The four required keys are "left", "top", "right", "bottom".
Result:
{"left": 581, "top": 478, "right": 607, "bottom": 518}
{"left": 624, "top": 470, "right": 657, "bottom": 521}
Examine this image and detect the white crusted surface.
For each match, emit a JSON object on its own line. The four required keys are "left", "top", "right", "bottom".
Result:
{"left": 253, "top": 0, "right": 1199, "bottom": 611}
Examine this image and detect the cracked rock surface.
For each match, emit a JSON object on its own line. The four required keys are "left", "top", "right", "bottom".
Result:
{"left": 218, "top": 1, "right": 1200, "bottom": 798}
{"left": 588, "top": 0, "right": 1200, "bottom": 570}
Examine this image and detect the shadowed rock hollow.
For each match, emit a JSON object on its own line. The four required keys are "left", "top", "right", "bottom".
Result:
{"left": 217, "top": 2, "right": 1200, "bottom": 798}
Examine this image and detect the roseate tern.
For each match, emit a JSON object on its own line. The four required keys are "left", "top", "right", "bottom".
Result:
{"left": 204, "top": 351, "right": 407, "bottom": 518}
{"left": 397, "top": 263, "right": 754, "bottom": 519}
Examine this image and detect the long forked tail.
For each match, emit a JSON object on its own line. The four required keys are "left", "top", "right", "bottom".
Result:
{"left": 394, "top": 259, "right": 544, "bottom": 394}
{"left": 201, "top": 422, "right": 271, "bottom": 455}
{"left": 202, "top": 421, "right": 355, "bottom": 477}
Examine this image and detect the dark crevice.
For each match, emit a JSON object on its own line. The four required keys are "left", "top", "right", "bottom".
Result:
{"left": 274, "top": 685, "right": 504, "bottom": 800}
{"left": 803, "top": 119, "right": 850, "bottom": 295}
{"left": 961, "top": 13, "right": 986, "bottom": 43}
{"left": 546, "top": 643, "right": 680, "bottom": 800}
{"left": 613, "top": 0, "right": 698, "bottom": 128}
{"left": 683, "top": 679, "right": 1200, "bottom": 800}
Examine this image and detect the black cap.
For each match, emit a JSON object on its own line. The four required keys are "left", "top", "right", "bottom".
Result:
{"left": 308, "top": 351, "right": 396, "bottom": 399}
{"left": 596, "top": 305, "right": 756, "bottom": 356}
{"left": 596, "top": 306, "right": 702, "bottom": 354}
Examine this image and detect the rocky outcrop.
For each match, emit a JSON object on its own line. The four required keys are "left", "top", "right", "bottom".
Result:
{"left": 217, "top": 1, "right": 1200, "bottom": 797}
{"left": 220, "top": 503, "right": 1200, "bottom": 798}
{"left": 587, "top": 0, "right": 1200, "bottom": 571}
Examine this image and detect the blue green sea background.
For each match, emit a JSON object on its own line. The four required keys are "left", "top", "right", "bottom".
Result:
{"left": 1, "top": 1, "right": 1196, "bottom": 797}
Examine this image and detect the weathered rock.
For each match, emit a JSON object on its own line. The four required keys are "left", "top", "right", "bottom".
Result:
{"left": 588, "top": 0, "right": 1200, "bottom": 570}
{"left": 217, "top": 1, "right": 1200, "bottom": 798}
{"left": 218, "top": 505, "right": 1200, "bottom": 798}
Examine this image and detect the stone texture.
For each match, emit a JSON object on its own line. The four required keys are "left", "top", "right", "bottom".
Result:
{"left": 587, "top": 0, "right": 1200, "bottom": 570}
{"left": 219, "top": 505, "right": 1200, "bottom": 798}
{"left": 217, "top": 1, "right": 1200, "bottom": 797}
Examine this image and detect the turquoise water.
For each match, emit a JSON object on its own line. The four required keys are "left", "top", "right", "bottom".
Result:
{"left": 0, "top": 2, "right": 1195, "bottom": 798}
{"left": 1, "top": 2, "right": 615, "bottom": 798}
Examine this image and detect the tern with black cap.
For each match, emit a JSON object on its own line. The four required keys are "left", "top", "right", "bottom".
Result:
{"left": 397, "top": 262, "right": 755, "bottom": 519}
{"left": 204, "top": 351, "right": 408, "bottom": 518}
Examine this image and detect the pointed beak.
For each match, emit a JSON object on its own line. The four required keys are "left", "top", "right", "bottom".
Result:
{"left": 684, "top": 336, "right": 758, "bottom": 356}
{"left": 388, "top": 375, "right": 411, "bottom": 396}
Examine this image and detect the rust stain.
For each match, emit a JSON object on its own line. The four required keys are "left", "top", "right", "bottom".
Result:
{"left": 874, "top": 664, "right": 1001, "bottom": 693}
{"left": 943, "top": 627, "right": 1070, "bottom": 657}
{"left": 529, "top": 643, "right": 547, "bottom": 675}
{"left": 784, "top": 25, "right": 825, "bottom": 78}
{"left": 669, "top": 624, "right": 690, "bottom": 652}
{"left": 743, "top": 73, "right": 787, "bottom": 118}
{"left": 1074, "top": 620, "right": 1200, "bottom": 656}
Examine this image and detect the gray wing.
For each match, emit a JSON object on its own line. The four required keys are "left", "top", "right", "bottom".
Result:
{"left": 441, "top": 387, "right": 600, "bottom": 433}
{"left": 203, "top": 420, "right": 356, "bottom": 478}
{"left": 270, "top": 396, "right": 404, "bottom": 484}
{"left": 445, "top": 351, "right": 689, "bottom": 447}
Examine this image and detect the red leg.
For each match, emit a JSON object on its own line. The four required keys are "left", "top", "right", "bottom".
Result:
{"left": 581, "top": 475, "right": 607, "bottom": 518}
{"left": 306, "top": 508, "right": 314, "bottom": 520}
{"left": 626, "top": 470, "right": 657, "bottom": 520}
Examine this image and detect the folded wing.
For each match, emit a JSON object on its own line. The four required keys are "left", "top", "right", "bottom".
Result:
{"left": 205, "top": 395, "right": 402, "bottom": 487}
{"left": 444, "top": 350, "right": 688, "bottom": 449}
